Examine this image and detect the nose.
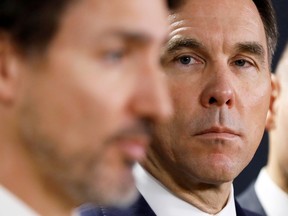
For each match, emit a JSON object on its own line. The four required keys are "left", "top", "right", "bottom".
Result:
{"left": 200, "top": 67, "right": 235, "bottom": 109}
{"left": 130, "top": 59, "right": 173, "bottom": 123}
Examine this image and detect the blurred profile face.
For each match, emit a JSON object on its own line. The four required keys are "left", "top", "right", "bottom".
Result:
{"left": 145, "top": 0, "right": 272, "bottom": 187}
{"left": 267, "top": 50, "right": 288, "bottom": 190}
{"left": 13, "top": 0, "right": 171, "bottom": 207}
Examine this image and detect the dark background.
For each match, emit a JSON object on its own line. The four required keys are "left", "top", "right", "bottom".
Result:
{"left": 234, "top": 0, "right": 288, "bottom": 195}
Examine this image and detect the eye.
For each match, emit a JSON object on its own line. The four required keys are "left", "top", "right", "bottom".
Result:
{"left": 176, "top": 55, "right": 200, "bottom": 66}
{"left": 234, "top": 59, "right": 252, "bottom": 68}
{"left": 180, "top": 56, "right": 192, "bottom": 64}
{"left": 104, "top": 50, "right": 125, "bottom": 63}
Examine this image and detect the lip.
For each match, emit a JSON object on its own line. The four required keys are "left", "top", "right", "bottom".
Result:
{"left": 116, "top": 134, "right": 151, "bottom": 162}
{"left": 194, "top": 126, "right": 240, "bottom": 139}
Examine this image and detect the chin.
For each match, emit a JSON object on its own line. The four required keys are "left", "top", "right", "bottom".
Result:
{"left": 205, "top": 174, "right": 235, "bottom": 185}
{"left": 96, "top": 184, "right": 139, "bottom": 207}
{"left": 196, "top": 163, "right": 237, "bottom": 184}
{"left": 111, "top": 186, "right": 139, "bottom": 207}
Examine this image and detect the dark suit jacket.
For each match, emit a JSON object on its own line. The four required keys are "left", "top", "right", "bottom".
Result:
{"left": 80, "top": 193, "right": 263, "bottom": 216}
{"left": 237, "top": 181, "right": 267, "bottom": 216}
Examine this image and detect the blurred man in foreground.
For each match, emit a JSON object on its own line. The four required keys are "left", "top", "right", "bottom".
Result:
{"left": 0, "top": 0, "right": 175, "bottom": 215}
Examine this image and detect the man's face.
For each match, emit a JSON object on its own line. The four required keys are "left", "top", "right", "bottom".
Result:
{"left": 273, "top": 77, "right": 288, "bottom": 186}
{"left": 147, "top": 0, "right": 272, "bottom": 187}
{"left": 268, "top": 58, "right": 288, "bottom": 187}
{"left": 14, "top": 0, "right": 171, "bottom": 206}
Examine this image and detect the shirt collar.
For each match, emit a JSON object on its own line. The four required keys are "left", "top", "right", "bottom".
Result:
{"left": 255, "top": 167, "right": 288, "bottom": 216}
{"left": 133, "top": 164, "right": 236, "bottom": 216}
{"left": 0, "top": 185, "right": 39, "bottom": 216}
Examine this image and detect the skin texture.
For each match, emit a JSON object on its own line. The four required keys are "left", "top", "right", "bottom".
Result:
{"left": 143, "top": 0, "right": 274, "bottom": 214}
{"left": 266, "top": 44, "right": 288, "bottom": 193}
{"left": 0, "top": 0, "right": 172, "bottom": 215}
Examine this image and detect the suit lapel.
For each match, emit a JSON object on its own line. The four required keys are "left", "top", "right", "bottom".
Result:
{"left": 235, "top": 199, "right": 262, "bottom": 216}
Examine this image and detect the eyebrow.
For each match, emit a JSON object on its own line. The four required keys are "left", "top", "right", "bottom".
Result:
{"left": 115, "top": 31, "right": 151, "bottom": 43}
{"left": 235, "top": 42, "right": 266, "bottom": 63}
{"left": 165, "top": 37, "right": 205, "bottom": 53}
{"left": 102, "top": 29, "right": 162, "bottom": 46}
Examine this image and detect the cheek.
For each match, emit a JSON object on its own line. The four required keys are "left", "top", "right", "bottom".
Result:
{"left": 169, "top": 80, "right": 202, "bottom": 142}
{"left": 170, "top": 79, "right": 199, "bottom": 115}
{"left": 240, "top": 83, "right": 271, "bottom": 156}
{"left": 63, "top": 67, "right": 133, "bottom": 133}
{"left": 28, "top": 81, "right": 124, "bottom": 158}
{"left": 275, "top": 94, "right": 288, "bottom": 151}
{"left": 151, "top": 108, "right": 193, "bottom": 170}
{"left": 246, "top": 98, "right": 268, "bottom": 136}
{"left": 280, "top": 93, "right": 288, "bottom": 127}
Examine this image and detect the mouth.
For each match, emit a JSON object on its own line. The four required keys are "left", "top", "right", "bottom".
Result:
{"left": 107, "top": 120, "right": 152, "bottom": 162}
{"left": 116, "top": 134, "right": 151, "bottom": 162}
{"left": 194, "top": 126, "right": 240, "bottom": 140}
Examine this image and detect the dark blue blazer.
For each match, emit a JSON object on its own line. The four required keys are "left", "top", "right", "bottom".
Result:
{"left": 80, "top": 193, "right": 263, "bottom": 216}
{"left": 237, "top": 181, "right": 267, "bottom": 216}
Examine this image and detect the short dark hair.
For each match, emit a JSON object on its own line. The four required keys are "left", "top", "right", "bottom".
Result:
{"left": 253, "top": 0, "right": 278, "bottom": 63}
{"left": 170, "top": 0, "right": 278, "bottom": 66}
{"left": 0, "top": 0, "right": 178, "bottom": 55}
{"left": 0, "top": 0, "right": 73, "bottom": 54}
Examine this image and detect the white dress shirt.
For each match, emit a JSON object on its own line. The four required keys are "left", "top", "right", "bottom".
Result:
{"left": 255, "top": 168, "right": 288, "bottom": 216}
{"left": 0, "top": 185, "right": 39, "bottom": 216}
{"left": 133, "top": 164, "right": 237, "bottom": 216}
{"left": 0, "top": 185, "right": 81, "bottom": 216}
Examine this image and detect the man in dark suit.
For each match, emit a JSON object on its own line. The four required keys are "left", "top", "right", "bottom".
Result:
{"left": 81, "top": 193, "right": 262, "bottom": 216}
{"left": 237, "top": 44, "right": 288, "bottom": 216}
{"left": 80, "top": 0, "right": 277, "bottom": 215}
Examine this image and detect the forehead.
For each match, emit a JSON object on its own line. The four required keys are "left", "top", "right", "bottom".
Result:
{"left": 168, "top": 0, "right": 267, "bottom": 53}
{"left": 50, "top": 0, "right": 168, "bottom": 47}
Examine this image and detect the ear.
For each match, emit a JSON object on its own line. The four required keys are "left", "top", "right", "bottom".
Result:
{"left": 265, "top": 73, "right": 280, "bottom": 131}
{"left": 0, "top": 34, "right": 20, "bottom": 104}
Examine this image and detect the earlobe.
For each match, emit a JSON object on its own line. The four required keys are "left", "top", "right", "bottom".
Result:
{"left": 0, "top": 35, "right": 19, "bottom": 104}
{"left": 265, "top": 73, "right": 280, "bottom": 131}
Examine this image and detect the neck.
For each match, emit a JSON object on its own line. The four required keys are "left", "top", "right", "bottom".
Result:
{"left": 266, "top": 159, "right": 288, "bottom": 194}
{"left": 0, "top": 136, "right": 75, "bottom": 216}
{"left": 267, "top": 136, "right": 288, "bottom": 193}
{"left": 142, "top": 159, "right": 232, "bottom": 214}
